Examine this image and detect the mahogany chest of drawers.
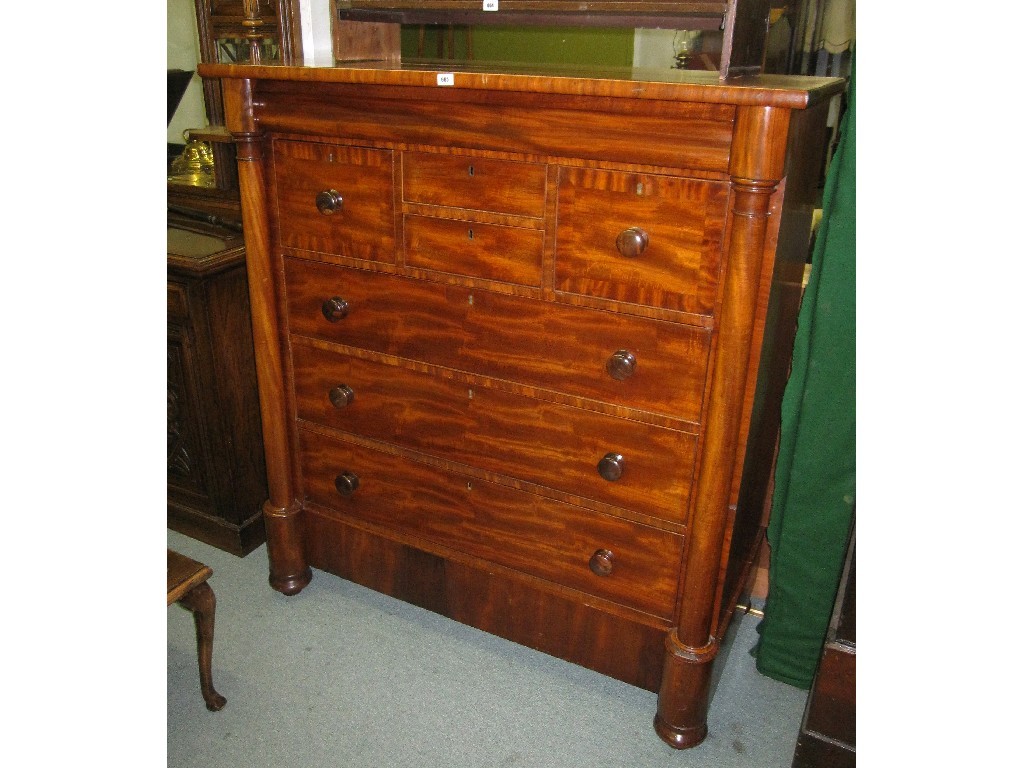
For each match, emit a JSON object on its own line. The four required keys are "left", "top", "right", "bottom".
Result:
{"left": 200, "top": 59, "right": 844, "bottom": 747}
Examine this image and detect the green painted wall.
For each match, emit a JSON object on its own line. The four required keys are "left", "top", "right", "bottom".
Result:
{"left": 401, "top": 25, "right": 634, "bottom": 67}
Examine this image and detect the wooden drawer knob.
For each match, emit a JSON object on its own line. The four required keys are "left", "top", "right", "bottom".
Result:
{"left": 328, "top": 384, "right": 355, "bottom": 408}
{"left": 597, "top": 452, "right": 625, "bottom": 482}
{"left": 334, "top": 471, "right": 360, "bottom": 497}
{"left": 615, "top": 227, "right": 649, "bottom": 258}
{"left": 321, "top": 297, "right": 350, "bottom": 322}
{"left": 606, "top": 349, "right": 637, "bottom": 381}
{"left": 589, "top": 548, "right": 615, "bottom": 577}
{"left": 315, "top": 189, "right": 344, "bottom": 214}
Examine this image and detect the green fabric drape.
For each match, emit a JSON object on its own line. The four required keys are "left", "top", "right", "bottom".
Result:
{"left": 755, "top": 61, "right": 856, "bottom": 689}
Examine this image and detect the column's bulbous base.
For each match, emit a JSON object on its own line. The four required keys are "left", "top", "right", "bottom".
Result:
{"left": 270, "top": 566, "right": 313, "bottom": 596}
{"left": 654, "top": 713, "right": 708, "bottom": 749}
{"left": 654, "top": 630, "right": 719, "bottom": 749}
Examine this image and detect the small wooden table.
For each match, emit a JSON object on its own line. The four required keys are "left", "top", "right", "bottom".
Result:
{"left": 168, "top": 549, "right": 226, "bottom": 711}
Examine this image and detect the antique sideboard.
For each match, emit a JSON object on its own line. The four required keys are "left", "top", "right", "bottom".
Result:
{"left": 200, "top": 22, "right": 844, "bottom": 744}
{"left": 167, "top": 216, "right": 268, "bottom": 555}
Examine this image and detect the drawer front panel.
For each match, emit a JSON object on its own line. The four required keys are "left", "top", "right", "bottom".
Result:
{"left": 256, "top": 81, "right": 736, "bottom": 173}
{"left": 167, "top": 281, "right": 189, "bottom": 321}
{"left": 298, "top": 427, "right": 683, "bottom": 618}
{"left": 272, "top": 140, "right": 395, "bottom": 262}
{"left": 292, "top": 344, "right": 697, "bottom": 522}
{"left": 285, "top": 258, "right": 710, "bottom": 424}
{"left": 555, "top": 168, "right": 728, "bottom": 316}
{"left": 404, "top": 215, "right": 544, "bottom": 286}
{"left": 402, "top": 152, "right": 547, "bottom": 217}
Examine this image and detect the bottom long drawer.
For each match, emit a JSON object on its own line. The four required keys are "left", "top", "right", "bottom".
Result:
{"left": 298, "top": 426, "right": 683, "bottom": 620}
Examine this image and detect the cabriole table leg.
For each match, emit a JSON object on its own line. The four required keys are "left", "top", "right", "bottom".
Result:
{"left": 168, "top": 549, "right": 227, "bottom": 712}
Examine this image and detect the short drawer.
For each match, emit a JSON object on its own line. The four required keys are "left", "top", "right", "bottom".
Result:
{"left": 403, "top": 152, "right": 547, "bottom": 218}
{"left": 292, "top": 343, "right": 697, "bottom": 523}
{"left": 272, "top": 140, "right": 395, "bottom": 262}
{"left": 403, "top": 214, "right": 544, "bottom": 286}
{"left": 298, "top": 427, "right": 683, "bottom": 619}
{"left": 555, "top": 167, "right": 728, "bottom": 316}
{"left": 284, "top": 258, "right": 711, "bottom": 425}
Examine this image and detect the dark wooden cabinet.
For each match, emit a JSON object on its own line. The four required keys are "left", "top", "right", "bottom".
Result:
{"left": 201, "top": 22, "right": 843, "bottom": 746}
{"left": 793, "top": 526, "right": 856, "bottom": 767}
{"left": 167, "top": 219, "right": 267, "bottom": 555}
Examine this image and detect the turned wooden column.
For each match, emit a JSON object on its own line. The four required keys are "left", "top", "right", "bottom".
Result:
{"left": 222, "top": 77, "right": 312, "bottom": 595}
{"left": 655, "top": 104, "right": 792, "bottom": 749}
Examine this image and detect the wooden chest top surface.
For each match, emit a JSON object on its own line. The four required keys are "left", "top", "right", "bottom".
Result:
{"left": 199, "top": 60, "right": 844, "bottom": 109}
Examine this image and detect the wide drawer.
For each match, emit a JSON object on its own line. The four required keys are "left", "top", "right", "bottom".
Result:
{"left": 297, "top": 427, "right": 683, "bottom": 619}
{"left": 402, "top": 152, "right": 547, "bottom": 218}
{"left": 555, "top": 167, "right": 728, "bottom": 316}
{"left": 284, "top": 258, "right": 710, "bottom": 425}
{"left": 292, "top": 343, "right": 697, "bottom": 523}
{"left": 403, "top": 214, "right": 544, "bottom": 286}
{"left": 272, "top": 139, "right": 395, "bottom": 262}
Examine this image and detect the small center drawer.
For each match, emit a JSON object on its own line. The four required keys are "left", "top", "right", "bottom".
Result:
{"left": 298, "top": 427, "right": 683, "bottom": 619}
{"left": 403, "top": 152, "right": 547, "bottom": 218}
{"left": 272, "top": 140, "right": 395, "bottom": 262}
{"left": 403, "top": 214, "right": 544, "bottom": 286}
{"left": 292, "top": 343, "right": 697, "bottom": 523}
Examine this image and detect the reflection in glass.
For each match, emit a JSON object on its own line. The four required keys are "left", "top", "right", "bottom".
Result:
{"left": 216, "top": 37, "right": 282, "bottom": 64}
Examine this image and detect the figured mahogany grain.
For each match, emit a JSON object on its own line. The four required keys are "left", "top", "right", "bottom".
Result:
{"left": 302, "top": 507, "right": 670, "bottom": 690}
{"left": 403, "top": 214, "right": 545, "bottom": 286}
{"left": 298, "top": 428, "right": 684, "bottom": 619}
{"left": 403, "top": 152, "right": 548, "bottom": 217}
{"left": 272, "top": 140, "right": 396, "bottom": 261}
{"left": 291, "top": 341, "right": 698, "bottom": 522}
{"left": 249, "top": 80, "right": 737, "bottom": 173}
{"left": 284, "top": 258, "right": 711, "bottom": 424}
{"left": 555, "top": 166, "right": 728, "bottom": 315}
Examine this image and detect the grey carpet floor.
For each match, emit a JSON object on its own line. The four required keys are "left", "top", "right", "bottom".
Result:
{"left": 168, "top": 529, "right": 807, "bottom": 767}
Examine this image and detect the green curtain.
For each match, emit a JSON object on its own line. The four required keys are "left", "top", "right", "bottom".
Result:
{"left": 755, "top": 60, "right": 856, "bottom": 689}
